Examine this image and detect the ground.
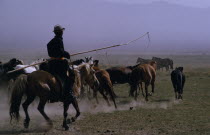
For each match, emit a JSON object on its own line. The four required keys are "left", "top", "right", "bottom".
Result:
{"left": 0, "top": 54, "right": 210, "bottom": 135}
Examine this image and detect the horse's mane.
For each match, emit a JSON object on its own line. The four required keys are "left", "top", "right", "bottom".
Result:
{"left": 126, "top": 64, "right": 141, "bottom": 70}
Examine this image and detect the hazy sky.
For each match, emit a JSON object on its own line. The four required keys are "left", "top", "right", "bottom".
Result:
{"left": 104, "top": 0, "right": 210, "bottom": 8}
{"left": 0, "top": 0, "right": 210, "bottom": 55}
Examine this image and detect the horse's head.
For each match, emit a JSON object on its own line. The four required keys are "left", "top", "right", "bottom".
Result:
{"left": 169, "top": 59, "right": 174, "bottom": 69}
{"left": 149, "top": 61, "right": 157, "bottom": 70}
{"left": 72, "top": 59, "right": 85, "bottom": 65}
{"left": 85, "top": 56, "right": 94, "bottom": 64}
{"left": 176, "top": 67, "right": 183, "bottom": 72}
{"left": 93, "top": 60, "right": 99, "bottom": 67}
{"left": 79, "top": 59, "right": 85, "bottom": 64}
{"left": 9, "top": 58, "right": 24, "bottom": 67}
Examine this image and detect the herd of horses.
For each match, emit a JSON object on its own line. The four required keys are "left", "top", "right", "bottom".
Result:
{"left": 136, "top": 57, "right": 173, "bottom": 71}
{"left": 0, "top": 56, "right": 185, "bottom": 130}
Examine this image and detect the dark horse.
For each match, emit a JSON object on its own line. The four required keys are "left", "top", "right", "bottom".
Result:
{"left": 9, "top": 70, "right": 80, "bottom": 130}
{"left": 106, "top": 63, "right": 142, "bottom": 85}
{"left": 171, "top": 67, "right": 185, "bottom": 99}
{"left": 106, "top": 67, "right": 132, "bottom": 85}
{"left": 0, "top": 58, "right": 23, "bottom": 86}
{"left": 152, "top": 57, "right": 173, "bottom": 71}
{"left": 105, "top": 64, "right": 141, "bottom": 97}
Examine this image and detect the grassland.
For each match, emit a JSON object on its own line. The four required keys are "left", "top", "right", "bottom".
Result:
{"left": 0, "top": 54, "right": 210, "bottom": 135}
{"left": 72, "top": 68, "right": 210, "bottom": 135}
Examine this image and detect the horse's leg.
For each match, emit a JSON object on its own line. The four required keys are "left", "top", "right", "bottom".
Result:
{"left": 22, "top": 95, "right": 35, "bottom": 128}
{"left": 71, "top": 98, "right": 81, "bottom": 122}
{"left": 178, "top": 90, "right": 183, "bottom": 99}
{"left": 63, "top": 102, "right": 70, "bottom": 130}
{"left": 87, "top": 85, "right": 92, "bottom": 100}
{"left": 107, "top": 87, "right": 117, "bottom": 109}
{"left": 178, "top": 93, "right": 182, "bottom": 99}
{"left": 180, "top": 88, "right": 183, "bottom": 99}
{"left": 99, "top": 89, "right": 111, "bottom": 106}
{"left": 166, "top": 66, "right": 169, "bottom": 71}
{"left": 7, "top": 79, "right": 14, "bottom": 100}
{"left": 137, "top": 84, "right": 140, "bottom": 95}
{"left": 150, "top": 80, "right": 155, "bottom": 96}
{"left": 135, "top": 84, "right": 138, "bottom": 100}
{"left": 93, "top": 88, "right": 99, "bottom": 104}
{"left": 139, "top": 82, "right": 145, "bottom": 97}
{"left": 151, "top": 81, "right": 155, "bottom": 93}
{"left": 145, "top": 83, "right": 149, "bottom": 101}
{"left": 80, "top": 85, "right": 85, "bottom": 98}
{"left": 37, "top": 98, "right": 52, "bottom": 125}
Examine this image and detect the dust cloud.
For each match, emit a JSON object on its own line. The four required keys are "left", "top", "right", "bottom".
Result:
{"left": 0, "top": 87, "right": 181, "bottom": 130}
{"left": 77, "top": 97, "right": 181, "bottom": 114}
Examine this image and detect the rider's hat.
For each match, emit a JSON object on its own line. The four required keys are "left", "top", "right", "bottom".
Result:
{"left": 53, "top": 25, "right": 65, "bottom": 32}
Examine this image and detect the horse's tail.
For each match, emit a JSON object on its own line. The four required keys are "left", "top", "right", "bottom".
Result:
{"left": 10, "top": 74, "right": 28, "bottom": 122}
{"left": 129, "top": 67, "right": 143, "bottom": 98}
{"left": 105, "top": 76, "right": 117, "bottom": 109}
{"left": 73, "top": 69, "right": 81, "bottom": 97}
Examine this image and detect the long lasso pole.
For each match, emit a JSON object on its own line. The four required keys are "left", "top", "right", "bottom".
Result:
{"left": 70, "top": 32, "right": 149, "bottom": 56}
{"left": 7, "top": 32, "right": 150, "bottom": 74}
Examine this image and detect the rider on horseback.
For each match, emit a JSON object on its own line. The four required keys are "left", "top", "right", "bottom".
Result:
{"left": 47, "top": 25, "right": 75, "bottom": 103}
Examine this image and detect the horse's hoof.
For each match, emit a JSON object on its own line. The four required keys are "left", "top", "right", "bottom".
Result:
{"left": 66, "top": 118, "right": 71, "bottom": 124}
{"left": 24, "top": 119, "right": 30, "bottom": 129}
{"left": 71, "top": 117, "right": 76, "bottom": 123}
{"left": 65, "top": 126, "right": 69, "bottom": 131}
{"left": 24, "top": 122, "right": 29, "bottom": 129}
{"left": 63, "top": 125, "right": 69, "bottom": 131}
{"left": 47, "top": 120, "right": 53, "bottom": 126}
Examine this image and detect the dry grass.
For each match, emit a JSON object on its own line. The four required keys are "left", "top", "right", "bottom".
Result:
{"left": 0, "top": 54, "right": 210, "bottom": 135}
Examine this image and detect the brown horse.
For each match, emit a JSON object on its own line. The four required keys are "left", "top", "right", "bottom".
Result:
{"left": 92, "top": 61, "right": 117, "bottom": 108}
{"left": 130, "top": 61, "right": 156, "bottom": 101}
{"left": 9, "top": 63, "right": 99, "bottom": 130}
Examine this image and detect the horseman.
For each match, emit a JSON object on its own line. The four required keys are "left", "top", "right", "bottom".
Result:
{"left": 47, "top": 25, "right": 75, "bottom": 103}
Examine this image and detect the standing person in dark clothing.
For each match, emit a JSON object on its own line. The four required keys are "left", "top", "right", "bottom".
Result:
{"left": 47, "top": 25, "right": 75, "bottom": 103}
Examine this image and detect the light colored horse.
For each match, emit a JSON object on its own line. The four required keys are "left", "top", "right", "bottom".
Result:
{"left": 72, "top": 63, "right": 100, "bottom": 97}
{"left": 14, "top": 58, "right": 46, "bottom": 74}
